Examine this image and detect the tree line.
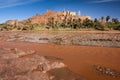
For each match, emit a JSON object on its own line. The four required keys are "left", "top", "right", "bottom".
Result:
{"left": 0, "top": 16, "right": 120, "bottom": 31}
{"left": 47, "top": 16, "right": 120, "bottom": 30}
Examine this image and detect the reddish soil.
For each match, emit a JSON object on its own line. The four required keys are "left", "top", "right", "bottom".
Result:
{"left": 0, "top": 40, "right": 120, "bottom": 80}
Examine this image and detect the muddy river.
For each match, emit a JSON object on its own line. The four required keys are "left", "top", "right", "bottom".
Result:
{"left": 0, "top": 31, "right": 120, "bottom": 80}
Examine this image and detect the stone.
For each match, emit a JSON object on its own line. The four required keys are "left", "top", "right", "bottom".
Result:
{"left": 16, "top": 50, "right": 36, "bottom": 58}
{"left": 93, "top": 65, "right": 120, "bottom": 78}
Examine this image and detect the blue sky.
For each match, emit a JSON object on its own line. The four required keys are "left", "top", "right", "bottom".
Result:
{"left": 0, "top": 0, "right": 120, "bottom": 23}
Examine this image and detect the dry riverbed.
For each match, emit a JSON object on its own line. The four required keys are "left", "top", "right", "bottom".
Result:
{"left": 0, "top": 31, "right": 120, "bottom": 47}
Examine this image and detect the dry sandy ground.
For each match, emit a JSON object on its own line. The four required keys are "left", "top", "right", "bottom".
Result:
{"left": 0, "top": 31, "right": 120, "bottom": 80}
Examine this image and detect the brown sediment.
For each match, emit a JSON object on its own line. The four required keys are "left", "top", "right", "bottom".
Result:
{"left": 0, "top": 40, "right": 120, "bottom": 80}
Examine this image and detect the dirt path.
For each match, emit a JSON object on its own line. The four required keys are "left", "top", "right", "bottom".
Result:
{"left": 0, "top": 40, "right": 120, "bottom": 80}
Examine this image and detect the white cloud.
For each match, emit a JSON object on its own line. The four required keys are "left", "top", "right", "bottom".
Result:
{"left": 0, "top": 0, "right": 40, "bottom": 8}
{"left": 91, "top": 0, "right": 120, "bottom": 3}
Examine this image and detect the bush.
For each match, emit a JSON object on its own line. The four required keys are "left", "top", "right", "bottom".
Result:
{"left": 30, "top": 25, "right": 47, "bottom": 30}
{"left": 109, "top": 24, "right": 120, "bottom": 30}
{"left": 94, "top": 22, "right": 105, "bottom": 30}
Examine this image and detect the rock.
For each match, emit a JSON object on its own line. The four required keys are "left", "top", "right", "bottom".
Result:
{"left": 44, "top": 56, "right": 63, "bottom": 60}
{"left": 49, "top": 68, "right": 86, "bottom": 80}
{"left": 0, "top": 48, "right": 36, "bottom": 59}
{"left": 32, "top": 61, "right": 66, "bottom": 73}
{"left": 93, "top": 65, "right": 120, "bottom": 78}
{"left": 16, "top": 50, "right": 36, "bottom": 58}
{"left": 50, "top": 62, "right": 66, "bottom": 69}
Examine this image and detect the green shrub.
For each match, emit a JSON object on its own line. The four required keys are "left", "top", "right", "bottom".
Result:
{"left": 30, "top": 25, "right": 47, "bottom": 30}
{"left": 109, "top": 23, "right": 120, "bottom": 30}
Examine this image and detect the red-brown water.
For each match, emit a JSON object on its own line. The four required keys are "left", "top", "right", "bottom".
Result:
{"left": 0, "top": 40, "right": 120, "bottom": 80}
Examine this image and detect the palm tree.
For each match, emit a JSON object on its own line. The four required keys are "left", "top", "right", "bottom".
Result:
{"left": 83, "top": 18, "right": 92, "bottom": 28}
{"left": 106, "top": 16, "right": 110, "bottom": 22}
{"left": 106, "top": 16, "right": 110, "bottom": 29}
{"left": 77, "top": 18, "right": 82, "bottom": 29}
{"left": 101, "top": 16, "right": 104, "bottom": 22}
{"left": 94, "top": 18, "right": 104, "bottom": 30}
{"left": 94, "top": 18, "right": 98, "bottom": 23}
{"left": 51, "top": 17, "right": 55, "bottom": 29}
{"left": 112, "top": 18, "right": 119, "bottom": 24}
{"left": 55, "top": 20, "right": 58, "bottom": 29}
{"left": 72, "top": 19, "right": 77, "bottom": 29}
{"left": 61, "top": 19, "right": 67, "bottom": 28}
{"left": 48, "top": 17, "right": 55, "bottom": 29}
{"left": 66, "top": 18, "right": 72, "bottom": 28}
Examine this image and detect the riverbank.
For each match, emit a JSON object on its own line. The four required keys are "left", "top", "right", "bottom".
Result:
{"left": 0, "top": 31, "right": 120, "bottom": 47}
